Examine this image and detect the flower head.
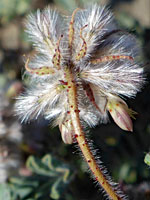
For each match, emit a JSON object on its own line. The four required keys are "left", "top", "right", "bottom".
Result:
{"left": 15, "top": 4, "right": 144, "bottom": 143}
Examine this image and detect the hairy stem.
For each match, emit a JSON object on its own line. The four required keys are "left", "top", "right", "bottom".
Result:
{"left": 65, "top": 68, "right": 122, "bottom": 200}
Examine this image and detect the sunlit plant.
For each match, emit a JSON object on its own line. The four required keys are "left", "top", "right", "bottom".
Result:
{"left": 144, "top": 152, "right": 150, "bottom": 166}
{"left": 15, "top": 4, "right": 144, "bottom": 199}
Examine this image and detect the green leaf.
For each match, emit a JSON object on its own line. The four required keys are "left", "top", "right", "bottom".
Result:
{"left": 26, "top": 156, "right": 57, "bottom": 177}
{"left": 9, "top": 177, "right": 38, "bottom": 187}
{"left": 7, "top": 154, "right": 73, "bottom": 200}
{"left": 0, "top": 183, "right": 11, "bottom": 200}
{"left": 50, "top": 178, "right": 62, "bottom": 199}
{"left": 55, "top": 167, "right": 70, "bottom": 183}
{"left": 26, "top": 199, "right": 35, "bottom": 200}
{"left": 42, "top": 154, "right": 55, "bottom": 170}
{"left": 13, "top": 187, "right": 33, "bottom": 199}
{"left": 144, "top": 152, "right": 150, "bottom": 166}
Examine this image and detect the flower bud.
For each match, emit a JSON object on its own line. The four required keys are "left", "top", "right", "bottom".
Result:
{"left": 59, "top": 120, "right": 74, "bottom": 144}
{"left": 107, "top": 98, "right": 133, "bottom": 132}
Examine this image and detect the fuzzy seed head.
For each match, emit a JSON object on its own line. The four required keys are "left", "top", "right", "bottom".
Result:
{"left": 15, "top": 4, "right": 144, "bottom": 139}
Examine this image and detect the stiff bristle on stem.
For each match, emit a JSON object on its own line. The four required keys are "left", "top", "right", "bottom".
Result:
{"left": 15, "top": 4, "right": 144, "bottom": 200}
{"left": 65, "top": 68, "right": 124, "bottom": 200}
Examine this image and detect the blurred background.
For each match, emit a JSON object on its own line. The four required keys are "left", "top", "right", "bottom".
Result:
{"left": 0, "top": 0, "right": 150, "bottom": 199}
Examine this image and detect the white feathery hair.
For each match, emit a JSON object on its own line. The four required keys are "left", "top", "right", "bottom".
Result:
{"left": 15, "top": 4, "right": 144, "bottom": 130}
